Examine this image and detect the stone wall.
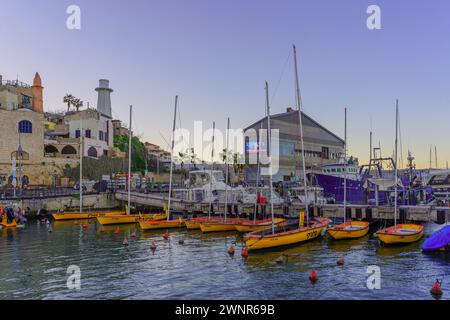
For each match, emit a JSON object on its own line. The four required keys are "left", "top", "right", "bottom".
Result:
{"left": 0, "top": 192, "right": 118, "bottom": 212}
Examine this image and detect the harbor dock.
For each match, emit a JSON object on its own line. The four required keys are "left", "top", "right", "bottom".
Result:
{"left": 115, "top": 190, "right": 450, "bottom": 224}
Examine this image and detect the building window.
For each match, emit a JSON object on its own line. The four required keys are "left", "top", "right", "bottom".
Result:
{"left": 85, "top": 129, "right": 91, "bottom": 138}
{"left": 321, "top": 147, "right": 329, "bottom": 159}
{"left": 11, "top": 150, "right": 29, "bottom": 160}
{"left": 75, "top": 130, "right": 80, "bottom": 138}
{"left": 18, "top": 120, "right": 32, "bottom": 133}
{"left": 87, "top": 147, "right": 98, "bottom": 158}
{"left": 99, "top": 131, "right": 103, "bottom": 141}
{"left": 61, "top": 145, "right": 77, "bottom": 155}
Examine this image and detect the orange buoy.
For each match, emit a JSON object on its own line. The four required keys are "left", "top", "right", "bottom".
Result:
{"left": 114, "top": 227, "right": 120, "bottom": 235}
{"left": 131, "top": 230, "right": 137, "bottom": 237}
{"left": 309, "top": 270, "right": 318, "bottom": 283}
{"left": 431, "top": 279, "right": 443, "bottom": 296}
{"left": 123, "top": 238, "right": 129, "bottom": 246}
{"left": 228, "top": 244, "right": 235, "bottom": 255}
{"left": 337, "top": 256, "right": 345, "bottom": 265}
{"left": 150, "top": 240, "right": 157, "bottom": 251}
{"left": 163, "top": 230, "right": 169, "bottom": 240}
{"left": 241, "top": 247, "right": 249, "bottom": 258}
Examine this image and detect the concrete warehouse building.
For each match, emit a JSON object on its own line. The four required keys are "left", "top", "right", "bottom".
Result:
{"left": 244, "top": 107, "right": 345, "bottom": 182}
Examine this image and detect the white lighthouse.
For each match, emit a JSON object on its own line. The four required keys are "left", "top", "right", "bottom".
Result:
{"left": 95, "top": 79, "right": 113, "bottom": 118}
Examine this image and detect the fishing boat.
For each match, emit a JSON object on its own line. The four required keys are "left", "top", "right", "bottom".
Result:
{"left": 327, "top": 108, "right": 369, "bottom": 240}
{"left": 139, "top": 96, "right": 186, "bottom": 231}
{"left": 376, "top": 101, "right": 424, "bottom": 245}
{"left": 422, "top": 225, "right": 450, "bottom": 252}
{"left": 244, "top": 47, "right": 328, "bottom": 250}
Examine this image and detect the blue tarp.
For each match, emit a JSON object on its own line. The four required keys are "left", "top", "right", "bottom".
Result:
{"left": 422, "top": 225, "right": 450, "bottom": 251}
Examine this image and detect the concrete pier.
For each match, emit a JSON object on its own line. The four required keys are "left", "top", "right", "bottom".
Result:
{"left": 115, "top": 191, "right": 450, "bottom": 224}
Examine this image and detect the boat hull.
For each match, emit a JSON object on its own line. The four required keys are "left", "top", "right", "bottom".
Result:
{"left": 327, "top": 221, "right": 370, "bottom": 240}
{"left": 52, "top": 210, "right": 125, "bottom": 221}
{"left": 376, "top": 224, "right": 424, "bottom": 245}
{"left": 199, "top": 218, "right": 247, "bottom": 233}
{"left": 0, "top": 218, "right": 17, "bottom": 228}
{"left": 96, "top": 213, "right": 166, "bottom": 225}
{"left": 235, "top": 218, "right": 286, "bottom": 233}
{"left": 184, "top": 217, "right": 221, "bottom": 230}
{"left": 139, "top": 219, "right": 186, "bottom": 230}
{"left": 244, "top": 218, "right": 328, "bottom": 251}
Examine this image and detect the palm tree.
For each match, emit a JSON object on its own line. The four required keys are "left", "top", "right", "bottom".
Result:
{"left": 63, "top": 94, "right": 75, "bottom": 112}
{"left": 73, "top": 98, "right": 83, "bottom": 112}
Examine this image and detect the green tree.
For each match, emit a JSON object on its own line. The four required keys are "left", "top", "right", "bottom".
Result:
{"left": 114, "top": 134, "right": 146, "bottom": 173}
{"left": 63, "top": 94, "right": 75, "bottom": 112}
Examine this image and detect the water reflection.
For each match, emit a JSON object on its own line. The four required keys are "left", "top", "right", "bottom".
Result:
{"left": 0, "top": 220, "right": 449, "bottom": 299}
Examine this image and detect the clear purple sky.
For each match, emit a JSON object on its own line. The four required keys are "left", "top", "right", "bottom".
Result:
{"left": 1, "top": 0, "right": 449, "bottom": 167}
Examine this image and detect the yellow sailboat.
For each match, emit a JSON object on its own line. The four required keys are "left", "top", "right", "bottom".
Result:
{"left": 139, "top": 216, "right": 185, "bottom": 230}
{"left": 376, "top": 101, "right": 423, "bottom": 245}
{"left": 96, "top": 212, "right": 166, "bottom": 225}
{"left": 185, "top": 217, "right": 222, "bottom": 230}
{"left": 234, "top": 217, "right": 285, "bottom": 233}
{"left": 327, "top": 108, "right": 370, "bottom": 240}
{"left": 199, "top": 217, "right": 247, "bottom": 233}
{"left": 328, "top": 220, "right": 370, "bottom": 239}
{"left": 244, "top": 213, "right": 328, "bottom": 251}
{"left": 245, "top": 79, "right": 329, "bottom": 251}
{"left": 52, "top": 210, "right": 125, "bottom": 221}
{"left": 138, "top": 96, "right": 186, "bottom": 231}
{"left": 377, "top": 224, "right": 423, "bottom": 244}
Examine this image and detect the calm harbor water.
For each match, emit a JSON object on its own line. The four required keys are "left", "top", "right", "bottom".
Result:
{"left": 0, "top": 220, "right": 449, "bottom": 300}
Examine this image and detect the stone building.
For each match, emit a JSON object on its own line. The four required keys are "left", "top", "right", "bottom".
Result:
{"left": 112, "top": 119, "right": 130, "bottom": 137}
{"left": 0, "top": 73, "right": 69, "bottom": 187}
{"left": 244, "top": 108, "right": 345, "bottom": 182}
{"left": 45, "top": 79, "right": 115, "bottom": 159}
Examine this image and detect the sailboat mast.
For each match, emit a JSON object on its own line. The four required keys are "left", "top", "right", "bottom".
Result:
{"left": 293, "top": 44, "right": 309, "bottom": 224}
{"left": 343, "top": 107, "right": 347, "bottom": 223}
{"left": 224, "top": 117, "right": 230, "bottom": 222}
{"left": 394, "top": 100, "right": 399, "bottom": 227}
{"left": 208, "top": 121, "right": 215, "bottom": 218}
{"left": 80, "top": 117, "right": 83, "bottom": 214}
{"left": 435, "top": 145, "right": 438, "bottom": 169}
{"left": 265, "top": 81, "right": 275, "bottom": 234}
{"left": 127, "top": 105, "right": 132, "bottom": 215}
{"left": 167, "top": 96, "right": 178, "bottom": 221}
{"left": 254, "top": 121, "right": 263, "bottom": 223}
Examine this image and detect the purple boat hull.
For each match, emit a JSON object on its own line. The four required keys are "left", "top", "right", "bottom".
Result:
{"left": 311, "top": 173, "right": 389, "bottom": 204}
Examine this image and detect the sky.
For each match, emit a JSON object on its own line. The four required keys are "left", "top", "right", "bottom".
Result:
{"left": 1, "top": 0, "right": 449, "bottom": 168}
